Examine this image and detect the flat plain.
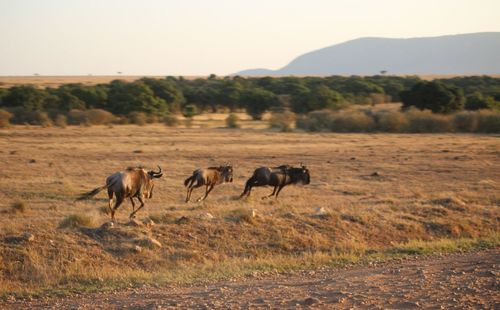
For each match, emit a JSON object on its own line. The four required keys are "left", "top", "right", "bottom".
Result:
{"left": 0, "top": 125, "right": 498, "bottom": 306}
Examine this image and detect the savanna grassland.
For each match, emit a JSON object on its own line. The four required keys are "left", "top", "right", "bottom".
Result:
{"left": 0, "top": 125, "right": 499, "bottom": 299}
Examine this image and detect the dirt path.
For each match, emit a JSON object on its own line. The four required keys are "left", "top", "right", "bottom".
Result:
{"left": 4, "top": 249, "right": 499, "bottom": 309}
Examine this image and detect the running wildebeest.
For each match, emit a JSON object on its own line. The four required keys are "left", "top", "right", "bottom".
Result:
{"left": 239, "top": 164, "right": 310, "bottom": 199}
{"left": 77, "top": 166, "right": 163, "bottom": 220}
{"left": 184, "top": 164, "right": 233, "bottom": 202}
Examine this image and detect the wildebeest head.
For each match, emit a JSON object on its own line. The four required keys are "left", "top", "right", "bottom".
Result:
{"left": 219, "top": 164, "right": 233, "bottom": 183}
{"left": 290, "top": 164, "right": 310, "bottom": 185}
{"left": 146, "top": 165, "right": 163, "bottom": 198}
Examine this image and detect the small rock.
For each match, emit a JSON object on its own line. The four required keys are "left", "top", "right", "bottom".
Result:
{"left": 350, "top": 157, "right": 356, "bottom": 160}
{"left": 199, "top": 212, "right": 214, "bottom": 220}
{"left": 133, "top": 150, "right": 143, "bottom": 153}
{"left": 315, "top": 207, "right": 328, "bottom": 215}
{"left": 371, "top": 171, "right": 380, "bottom": 177}
{"left": 134, "top": 245, "right": 143, "bottom": 253}
{"left": 176, "top": 216, "right": 190, "bottom": 224}
{"left": 29, "top": 159, "right": 36, "bottom": 163}
{"left": 303, "top": 297, "right": 319, "bottom": 306}
{"left": 22, "top": 232, "right": 35, "bottom": 242}
{"left": 100, "top": 221, "right": 114, "bottom": 230}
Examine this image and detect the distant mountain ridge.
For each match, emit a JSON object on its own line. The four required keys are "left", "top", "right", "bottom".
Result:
{"left": 236, "top": 32, "right": 500, "bottom": 76}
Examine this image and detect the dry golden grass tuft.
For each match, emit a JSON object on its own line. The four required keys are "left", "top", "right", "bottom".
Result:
{"left": 0, "top": 125, "right": 498, "bottom": 297}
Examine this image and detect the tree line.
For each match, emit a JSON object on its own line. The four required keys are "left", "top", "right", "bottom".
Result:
{"left": 0, "top": 75, "right": 499, "bottom": 125}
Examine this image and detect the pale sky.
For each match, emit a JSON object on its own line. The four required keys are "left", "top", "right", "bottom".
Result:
{"left": 1, "top": 0, "right": 499, "bottom": 76}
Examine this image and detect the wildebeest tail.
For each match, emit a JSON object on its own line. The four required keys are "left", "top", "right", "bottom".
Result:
{"left": 184, "top": 175, "right": 194, "bottom": 187}
{"left": 76, "top": 185, "right": 107, "bottom": 201}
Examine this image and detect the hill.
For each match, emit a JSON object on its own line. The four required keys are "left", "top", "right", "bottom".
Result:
{"left": 236, "top": 32, "right": 500, "bottom": 75}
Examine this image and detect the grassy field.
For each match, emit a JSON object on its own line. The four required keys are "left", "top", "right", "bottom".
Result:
{"left": 0, "top": 125, "right": 498, "bottom": 297}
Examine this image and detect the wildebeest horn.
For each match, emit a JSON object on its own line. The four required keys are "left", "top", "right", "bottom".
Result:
{"left": 152, "top": 165, "right": 162, "bottom": 175}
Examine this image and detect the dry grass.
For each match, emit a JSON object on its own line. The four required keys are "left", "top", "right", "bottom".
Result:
{"left": 0, "top": 125, "right": 498, "bottom": 296}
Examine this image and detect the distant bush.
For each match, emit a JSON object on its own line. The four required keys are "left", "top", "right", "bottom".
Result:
{"left": 146, "top": 114, "right": 160, "bottom": 124}
{"left": 226, "top": 113, "right": 240, "bottom": 128}
{"left": 54, "top": 114, "right": 67, "bottom": 128}
{"left": 406, "top": 109, "right": 453, "bottom": 133}
{"left": 330, "top": 111, "right": 375, "bottom": 132}
{"left": 164, "top": 114, "right": 179, "bottom": 127}
{"left": 0, "top": 109, "right": 12, "bottom": 128}
{"left": 59, "top": 214, "right": 95, "bottom": 229}
{"left": 476, "top": 110, "right": 500, "bottom": 133}
{"left": 376, "top": 111, "right": 409, "bottom": 132}
{"left": 67, "top": 109, "right": 88, "bottom": 125}
{"left": 269, "top": 110, "right": 296, "bottom": 132}
{"left": 128, "top": 111, "right": 147, "bottom": 126}
{"left": 453, "top": 111, "right": 478, "bottom": 132}
{"left": 86, "top": 109, "right": 115, "bottom": 125}
{"left": 296, "top": 110, "right": 334, "bottom": 132}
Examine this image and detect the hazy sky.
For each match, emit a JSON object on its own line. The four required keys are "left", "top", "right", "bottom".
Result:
{"left": 1, "top": 0, "right": 499, "bottom": 76}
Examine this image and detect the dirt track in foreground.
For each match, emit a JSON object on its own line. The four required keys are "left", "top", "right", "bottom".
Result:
{"left": 4, "top": 249, "right": 499, "bottom": 309}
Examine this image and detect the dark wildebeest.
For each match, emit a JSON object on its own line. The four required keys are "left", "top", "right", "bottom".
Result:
{"left": 239, "top": 164, "right": 310, "bottom": 199}
{"left": 184, "top": 164, "right": 233, "bottom": 202}
{"left": 77, "top": 166, "right": 163, "bottom": 220}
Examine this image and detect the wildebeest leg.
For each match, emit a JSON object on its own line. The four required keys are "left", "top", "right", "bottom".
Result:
{"left": 240, "top": 177, "right": 255, "bottom": 198}
{"left": 111, "top": 195, "right": 125, "bottom": 222}
{"left": 262, "top": 186, "right": 278, "bottom": 199}
{"left": 186, "top": 185, "right": 195, "bottom": 202}
{"left": 274, "top": 185, "right": 286, "bottom": 198}
{"left": 129, "top": 198, "right": 136, "bottom": 212}
{"left": 129, "top": 196, "right": 145, "bottom": 219}
{"left": 107, "top": 189, "right": 114, "bottom": 216}
{"left": 197, "top": 184, "right": 214, "bottom": 202}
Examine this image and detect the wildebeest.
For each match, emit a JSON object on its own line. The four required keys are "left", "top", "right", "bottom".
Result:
{"left": 239, "top": 164, "right": 310, "bottom": 199}
{"left": 184, "top": 164, "right": 233, "bottom": 202}
{"left": 77, "top": 166, "right": 163, "bottom": 220}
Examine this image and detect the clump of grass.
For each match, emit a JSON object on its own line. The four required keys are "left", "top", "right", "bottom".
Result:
{"left": 10, "top": 201, "right": 26, "bottom": 213}
{"left": 225, "top": 113, "right": 240, "bottom": 128}
{"left": 59, "top": 214, "right": 96, "bottom": 229}
{"left": 226, "top": 208, "right": 255, "bottom": 224}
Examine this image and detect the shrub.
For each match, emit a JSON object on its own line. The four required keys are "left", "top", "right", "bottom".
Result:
{"left": 128, "top": 111, "right": 147, "bottom": 126}
{"left": 476, "top": 110, "right": 500, "bottom": 133}
{"left": 164, "top": 114, "right": 179, "bottom": 127}
{"left": 296, "top": 110, "right": 334, "bottom": 132}
{"left": 453, "top": 111, "right": 478, "bottom": 132}
{"left": 269, "top": 110, "right": 296, "bottom": 132}
{"left": 54, "top": 114, "right": 68, "bottom": 128}
{"left": 377, "top": 111, "right": 409, "bottom": 132}
{"left": 401, "top": 81, "right": 465, "bottom": 114}
{"left": 146, "top": 114, "right": 160, "bottom": 124}
{"left": 67, "top": 109, "right": 88, "bottom": 125}
{"left": 406, "top": 109, "right": 453, "bottom": 133}
{"left": 226, "top": 113, "right": 240, "bottom": 128}
{"left": 59, "top": 214, "right": 95, "bottom": 229}
{"left": 85, "top": 109, "right": 115, "bottom": 125}
{"left": 330, "top": 111, "right": 375, "bottom": 132}
{"left": 34, "top": 111, "right": 53, "bottom": 127}
{"left": 0, "top": 109, "right": 12, "bottom": 128}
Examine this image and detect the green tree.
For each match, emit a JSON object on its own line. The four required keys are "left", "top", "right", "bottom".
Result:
{"left": 241, "top": 88, "right": 280, "bottom": 120}
{"left": 108, "top": 80, "right": 168, "bottom": 115}
{"left": 401, "top": 81, "right": 465, "bottom": 114}
{"left": 465, "top": 92, "right": 499, "bottom": 110}
{"left": 1, "top": 85, "right": 48, "bottom": 111}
